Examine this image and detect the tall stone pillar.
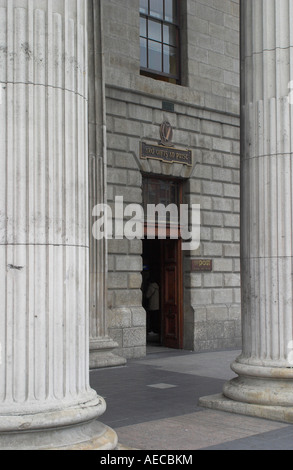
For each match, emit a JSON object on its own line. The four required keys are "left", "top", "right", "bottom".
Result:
{"left": 200, "top": 0, "right": 293, "bottom": 423}
{"left": 88, "top": 0, "right": 126, "bottom": 369}
{"left": 0, "top": 0, "right": 117, "bottom": 449}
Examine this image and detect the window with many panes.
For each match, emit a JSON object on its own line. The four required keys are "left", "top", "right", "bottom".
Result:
{"left": 140, "top": 0, "right": 180, "bottom": 84}
{"left": 142, "top": 177, "right": 181, "bottom": 224}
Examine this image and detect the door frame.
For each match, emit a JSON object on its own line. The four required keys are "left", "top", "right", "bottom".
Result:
{"left": 142, "top": 237, "right": 183, "bottom": 349}
{"left": 142, "top": 175, "right": 184, "bottom": 349}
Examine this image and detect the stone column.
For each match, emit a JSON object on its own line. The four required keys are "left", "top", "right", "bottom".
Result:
{"left": 0, "top": 0, "right": 117, "bottom": 449}
{"left": 88, "top": 0, "right": 126, "bottom": 369}
{"left": 200, "top": 0, "right": 293, "bottom": 423}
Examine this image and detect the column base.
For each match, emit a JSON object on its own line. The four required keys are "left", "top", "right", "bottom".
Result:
{"left": 199, "top": 394, "right": 293, "bottom": 424}
{"left": 0, "top": 420, "right": 118, "bottom": 451}
{"left": 225, "top": 360, "right": 293, "bottom": 406}
{"left": 90, "top": 338, "right": 127, "bottom": 369}
{"left": 199, "top": 359, "right": 293, "bottom": 424}
{"left": 0, "top": 392, "right": 118, "bottom": 450}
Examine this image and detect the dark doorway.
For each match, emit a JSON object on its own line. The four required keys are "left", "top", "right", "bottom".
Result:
{"left": 142, "top": 238, "right": 183, "bottom": 349}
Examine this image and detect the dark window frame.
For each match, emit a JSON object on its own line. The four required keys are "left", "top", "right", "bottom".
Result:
{"left": 140, "top": 0, "right": 181, "bottom": 85}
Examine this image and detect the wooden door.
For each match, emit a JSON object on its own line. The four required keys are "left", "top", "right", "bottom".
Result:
{"left": 161, "top": 239, "right": 182, "bottom": 349}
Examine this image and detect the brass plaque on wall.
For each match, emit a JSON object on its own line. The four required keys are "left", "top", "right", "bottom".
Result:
{"left": 140, "top": 142, "right": 192, "bottom": 167}
{"left": 191, "top": 260, "right": 213, "bottom": 272}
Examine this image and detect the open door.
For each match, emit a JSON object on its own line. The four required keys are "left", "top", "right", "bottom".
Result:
{"left": 143, "top": 238, "right": 183, "bottom": 349}
{"left": 161, "top": 239, "right": 183, "bottom": 349}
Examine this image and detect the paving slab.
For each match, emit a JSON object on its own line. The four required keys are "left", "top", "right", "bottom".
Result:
{"left": 90, "top": 347, "right": 293, "bottom": 450}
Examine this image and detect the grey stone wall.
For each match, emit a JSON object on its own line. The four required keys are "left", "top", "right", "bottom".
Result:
{"left": 183, "top": 111, "right": 241, "bottom": 351}
{"left": 102, "top": 0, "right": 239, "bottom": 113}
{"left": 101, "top": 0, "right": 241, "bottom": 358}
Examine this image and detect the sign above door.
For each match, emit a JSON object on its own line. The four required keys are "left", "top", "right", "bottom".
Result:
{"left": 140, "top": 122, "right": 192, "bottom": 167}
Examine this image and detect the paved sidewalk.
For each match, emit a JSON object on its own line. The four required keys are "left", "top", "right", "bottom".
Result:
{"left": 90, "top": 347, "right": 293, "bottom": 450}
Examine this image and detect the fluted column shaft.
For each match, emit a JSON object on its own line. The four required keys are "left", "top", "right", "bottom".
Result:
{"left": 0, "top": 0, "right": 116, "bottom": 449}
{"left": 240, "top": 0, "right": 293, "bottom": 366}
{"left": 88, "top": 0, "right": 126, "bottom": 369}
{"left": 223, "top": 0, "right": 293, "bottom": 408}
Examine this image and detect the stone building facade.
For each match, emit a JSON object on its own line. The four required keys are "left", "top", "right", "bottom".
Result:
{"left": 95, "top": 0, "right": 242, "bottom": 360}
{"left": 3, "top": 0, "right": 293, "bottom": 451}
{"left": 0, "top": 0, "right": 244, "bottom": 449}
